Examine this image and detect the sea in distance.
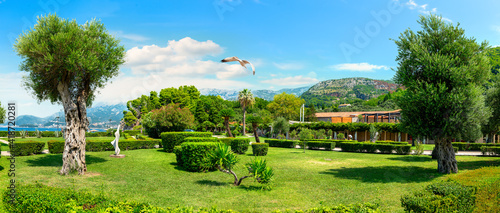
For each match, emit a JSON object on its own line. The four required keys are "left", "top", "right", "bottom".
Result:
{"left": 0, "top": 127, "right": 106, "bottom": 132}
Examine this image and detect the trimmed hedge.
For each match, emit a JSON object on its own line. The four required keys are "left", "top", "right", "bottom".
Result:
{"left": 306, "top": 141, "right": 336, "bottom": 151}
{"left": 85, "top": 132, "right": 114, "bottom": 137}
{"left": 264, "top": 139, "right": 298, "bottom": 148}
{"left": 251, "top": 143, "right": 269, "bottom": 156}
{"left": 2, "top": 183, "right": 381, "bottom": 213}
{"left": 160, "top": 132, "right": 212, "bottom": 152}
{"left": 378, "top": 144, "right": 395, "bottom": 154}
{"left": 9, "top": 141, "right": 45, "bottom": 156}
{"left": 401, "top": 181, "right": 476, "bottom": 213}
{"left": 47, "top": 139, "right": 160, "bottom": 153}
{"left": 123, "top": 130, "right": 141, "bottom": 136}
{"left": 47, "top": 140, "right": 64, "bottom": 154}
{"left": 481, "top": 146, "right": 500, "bottom": 156}
{"left": 376, "top": 140, "right": 409, "bottom": 145}
{"left": 230, "top": 138, "right": 250, "bottom": 154}
{"left": 452, "top": 142, "right": 499, "bottom": 151}
{"left": 176, "top": 142, "right": 218, "bottom": 172}
{"left": 219, "top": 137, "right": 234, "bottom": 146}
{"left": 395, "top": 145, "right": 411, "bottom": 155}
{"left": 184, "top": 137, "right": 220, "bottom": 143}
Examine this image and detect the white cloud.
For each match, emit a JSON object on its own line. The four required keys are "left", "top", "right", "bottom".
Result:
{"left": 260, "top": 76, "right": 318, "bottom": 86}
{"left": 330, "top": 63, "right": 389, "bottom": 72}
{"left": 94, "top": 37, "right": 255, "bottom": 104}
{"left": 111, "top": 30, "right": 150, "bottom": 42}
{"left": 404, "top": 0, "right": 452, "bottom": 22}
{"left": 273, "top": 62, "right": 304, "bottom": 70}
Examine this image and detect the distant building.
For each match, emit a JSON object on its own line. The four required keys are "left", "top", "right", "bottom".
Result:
{"left": 315, "top": 110, "right": 401, "bottom": 123}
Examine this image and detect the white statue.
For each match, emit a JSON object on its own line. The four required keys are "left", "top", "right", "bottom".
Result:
{"left": 110, "top": 124, "right": 121, "bottom": 155}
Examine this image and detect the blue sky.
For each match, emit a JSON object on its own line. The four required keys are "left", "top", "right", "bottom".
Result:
{"left": 1, "top": 0, "right": 500, "bottom": 117}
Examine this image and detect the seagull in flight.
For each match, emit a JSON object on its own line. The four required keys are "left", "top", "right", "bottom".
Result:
{"left": 221, "top": 56, "right": 255, "bottom": 75}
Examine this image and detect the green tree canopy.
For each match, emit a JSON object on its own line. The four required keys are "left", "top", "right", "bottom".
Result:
{"left": 267, "top": 92, "right": 305, "bottom": 121}
{"left": 14, "top": 14, "right": 125, "bottom": 175}
{"left": 393, "top": 15, "right": 491, "bottom": 174}
{"left": 142, "top": 104, "right": 195, "bottom": 138}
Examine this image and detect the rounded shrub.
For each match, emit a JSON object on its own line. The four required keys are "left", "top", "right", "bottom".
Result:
{"left": 230, "top": 138, "right": 250, "bottom": 154}
{"left": 395, "top": 145, "right": 411, "bottom": 155}
{"left": 252, "top": 143, "right": 269, "bottom": 156}
{"left": 160, "top": 132, "right": 212, "bottom": 152}
{"left": 177, "top": 142, "right": 219, "bottom": 172}
{"left": 47, "top": 140, "right": 65, "bottom": 154}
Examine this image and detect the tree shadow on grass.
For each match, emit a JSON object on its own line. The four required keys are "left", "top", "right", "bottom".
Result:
{"left": 0, "top": 165, "right": 3, "bottom": 171}
{"left": 387, "top": 155, "right": 434, "bottom": 162}
{"left": 195, "top": 180, "right": 226, "bottom": 186}
{"left": 237, "top": 184, "right": 268, "bottom": 191}
{"left": 320, "top": 166, "right": 443, "bottom": 183}
{"left": 25, "top": 154, "right": 107, "bottom": 167}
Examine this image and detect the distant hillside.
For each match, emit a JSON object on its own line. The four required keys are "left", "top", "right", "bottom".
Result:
{"left": 4, "top": 104, "right": 127, "bottom": 128}
{"left": 301, "top": 77, "right": 399, "bottom": 107}
{"left": 200, "top": 86, "right": 310, "bottom": 101}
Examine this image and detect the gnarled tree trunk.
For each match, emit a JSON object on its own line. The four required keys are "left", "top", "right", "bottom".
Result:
{"left": 436, "top": 138, "right": 458, "bottom": 174}
{"left": 58, "top": 82, "right": 88, "bottom": 175}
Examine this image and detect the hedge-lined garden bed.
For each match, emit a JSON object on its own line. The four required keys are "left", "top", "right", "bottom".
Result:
{"left": 160, "top": 132, "right": 212, "bottom": 152}
{"left": 452, "top": 142, "right": 499, "bottom": 151}
{"left": 9, "top": 141, "right": 45, "bottom": 156}
{"left": 47, "top": 139, "right": 160, "bottom": 154}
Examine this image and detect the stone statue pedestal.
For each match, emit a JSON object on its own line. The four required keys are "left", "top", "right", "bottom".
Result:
{"left": 110, "top": 154, "right": 125, "bottom": 158}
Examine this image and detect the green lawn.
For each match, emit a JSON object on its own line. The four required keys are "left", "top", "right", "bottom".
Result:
{"left": 1, "top": 146, "right": 498, "bottom": 212}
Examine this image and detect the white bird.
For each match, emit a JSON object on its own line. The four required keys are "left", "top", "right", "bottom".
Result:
{"left": 221, "top": 56, "right": 255, "bottom": 75}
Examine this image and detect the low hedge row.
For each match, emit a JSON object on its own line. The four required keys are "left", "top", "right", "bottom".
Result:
{"left": 307, "top": 141, "right": 336, "bottom": 151}
{"left": 219, "top": 137, "right": 233, "bottom": 146}
{"left": 47, "top": 139, "right": 160, "bottom": 153}
{"left": 230, "top": 138, "right": 250, "bottom": 154}
{"left": 452, "top": 142, "right": 499, "bottom": 151}
{"left": 2, "top": 184, "right": 381, "bottom": 213}
{"left": 174, "top": 142, "right": 218, "bottom": 172}
{"left": 252, "top": 143, "right": 269, "bottom": 156}
{"left": 161, "top": 132, "right": 212, "bottom": 152}
{"left": 123, "top": 130, "right": 141, "bottom": 136}
{"left": 340, "top": 142, "right": 411, "bottom": 155}
{"left": 184, "top": 137, "right": 220, "bottom": 143}
{"left": 481, "top": 146, "right": 500, "bottom": 156}
{"left": 9, "top": 141, "right": 45, "bottom": 156}
{"left": 265, "top": 139, "right": 297, "bottom": 148}
{"left": 304, "top": 139, "right": 356, "bottom": 148}
{"left": 375, "top": 140, "right": 409, "bottom": 145}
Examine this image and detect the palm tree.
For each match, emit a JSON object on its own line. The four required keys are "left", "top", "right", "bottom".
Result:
{"left": 238, "top": 89, "right": 255, "bottom": 136}
{"left": 246, "top": 115, "right": 263, "bottom": 142}
{"left": 219, "top": 109, "right": 235, "bottom": 137}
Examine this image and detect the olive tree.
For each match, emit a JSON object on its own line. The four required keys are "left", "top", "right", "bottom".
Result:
{"left": 14, "top": 14, "right": 125, "bottom": 175}
{"left": 393, "top": 15, "right": 491, "bottom": 173}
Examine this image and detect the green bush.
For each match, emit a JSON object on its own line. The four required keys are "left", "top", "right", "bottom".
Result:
{"left": 339, "top": 142, "right": 361, "bottom": 152}
{"left": 174, "top": 145, "right": 183, "bottom": 167}
{"left": 376, "top": 141, "right": 408, "bottom": 145}
{"left": 377, "top": 144, "right": 395, "bottom": 154}
{"left": 452, "top": 142, "right": 498, "bottom": 151}
{"left": 123, "top": 130, "right": 141, "bottom": 136}
{"left": 2, "top": 183, "right": 382, "bottom": 213}
{"left": 264, "top": 139, "right": 298, "bottom": 148}
{"left": 364, "top": 143, "right": 377, "bottom": 153}
{"left": 176, "top": 142, "right": 219, "bottom": 172}
{"left": 306, "top": 141, "right": 336, "bottom": 151}
{"left": 481, "top": 146, "right": 500, "bottom": 156}
{"left": 219, "top": 137, "right": 234, "bottom": 146}
{"left": 230, "top": 138, "right": 250, "bottom": 154}
{"left": 47, "top": 140, "right": 65, "bottom": 154}
{"left": 401, "top": 181, "right": 476, "bottom": 213}
{"left": 160, "top": 132, "right": 212, "bottom": 152}
{"left": 85, "top": 132, "right": 112, "bottom": 137}
{"left": 395, "top": 145, "right": 411, "bottom": 155}
{"left": 9, "top": 141, "right": 45, "bottom": 156}
{"left": 251, "top": 143, "right": 269, "bottom": 156}
{"left": 184, "top": 137, "right": 220, "bottom": 143}
{"left": 40, "top": 131, "right": 55, "bottom": 137}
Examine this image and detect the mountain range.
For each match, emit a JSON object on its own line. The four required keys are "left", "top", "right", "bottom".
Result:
{"left": 199, "top": 86, "right": 310, "bottom": 101}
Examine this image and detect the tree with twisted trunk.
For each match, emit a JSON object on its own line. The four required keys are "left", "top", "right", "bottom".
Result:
{"left": 219, "top": 109, "right": 235, "bottom": 137}
{"left": 393, "top": 15, "right": 491, "bottom": 174}
{"left": 238, "top": 89, "right": 255, "bottom": 136}
{"left": 14, "top": 14, "right": 125, "bottom": 175}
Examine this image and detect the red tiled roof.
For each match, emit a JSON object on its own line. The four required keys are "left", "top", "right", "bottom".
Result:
{"left": 315, "top": 109, "right": 401, "bottom": 118}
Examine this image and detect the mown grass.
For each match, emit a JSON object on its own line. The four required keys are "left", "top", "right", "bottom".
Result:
{"left": 0, "top": 145, "right": 498, "bottom": 212}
